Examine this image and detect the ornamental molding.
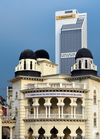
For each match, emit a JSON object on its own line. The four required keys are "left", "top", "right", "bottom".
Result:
{"left": 2, "top": 120, "right": 16, "bottom": 124}
{"left": 23, "top": 118, "right": 87, "bottom": 122}
{"left": 21, "top": 88, "right": 88, "bottom": 94}
{"left": 66, "top": 75, "right": 100, "bottom": 82}
{"left": 8, "top": 76, "right": 46, "bottom": 83}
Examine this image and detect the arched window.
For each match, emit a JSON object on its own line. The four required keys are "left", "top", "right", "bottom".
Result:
{"left": 85, "top": 60, "right": 88, "bottom": 68}
{"left": 38, "top": 127, "right": 45, "bottom": 139}
{"left": 15, "top": 107, "right": 18, "bottom": 116}
{"left": 28, "top": 127, "right": 34, "bottom": 139}
{"left": 30, "top": 61, "right": 32, "bottom": 70}
{"left": 50, "top": 126, "right": 58, "bottom": 139}
{"left": 76, "top": 98, "right": 82, "bottom": 115}
{"left": 94, "top": 112, "right": 97, "bottom": 127}
{"left": 15, "top": 92, "right": 18, "bottom": 99}
{"left": 79, "top": 60, "right": 81, "bottom": 69}
{"left": 24, "top": 60, "right": 26, "bottom": 69}
{"left": 63, "top": 127, "right": 71, "bottom": 139}
{"left": 75, "top": 64, "right": 77, "bottom": 69}
{"left": 30, "top": 107, "right": 34, "bottom": 114}
{"left": 76, "top": 127, "right": 82, "bottom": 139}
{"left": 93, "top": 90, "right": 97, "bottom": 105}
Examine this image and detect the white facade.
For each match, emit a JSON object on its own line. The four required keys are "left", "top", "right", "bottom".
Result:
{"left": 4, "top": 48, "right": 100, "bottom": 139}
{"left": 55, "top": 9, "right": 87, "bottom": 75}
{"left": 6, "top": 74, "right": 100, "bottom": 139}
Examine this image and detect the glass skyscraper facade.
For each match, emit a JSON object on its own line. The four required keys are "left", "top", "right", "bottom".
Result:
{"left": 55, "top": 9, "right": 87, "bottom": 75}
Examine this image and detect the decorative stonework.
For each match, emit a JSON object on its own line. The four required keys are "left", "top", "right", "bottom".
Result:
{"left": 21, "top": 88, "right": 88, "bottom": 94}
{"left": 23, "top": 118, "right": 87, "bottom": 122}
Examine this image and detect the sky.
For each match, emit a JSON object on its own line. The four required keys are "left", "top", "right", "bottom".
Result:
{"left": 0, "top": 0, "right": 100, "bottom": 99}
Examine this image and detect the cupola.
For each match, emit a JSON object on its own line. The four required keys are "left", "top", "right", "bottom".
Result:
{"left": 15, "top": 49, "right": 41, "bottom": 77}
{"left": 71, "top": 48, "right": 97, "bottom": 76}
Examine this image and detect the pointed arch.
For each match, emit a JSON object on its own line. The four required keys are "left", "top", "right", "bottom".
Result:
{"left": 63, "top": 127, "right": 71, "bottom": 139}
{"left": 76, "top": 127, "right": 82, "bottom": 139}
{"left": 38, "top": 127, "right": 45, "bottom": 139}
{"left": 50, "top": 126, "right": 58, "bottom": 139}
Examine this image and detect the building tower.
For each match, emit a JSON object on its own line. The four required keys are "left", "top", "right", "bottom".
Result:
{"left": 71, "top": 48, "right": 97, "bottom": 76}
{"left": 55, "top": 9, "right": 87, "bottom": 75}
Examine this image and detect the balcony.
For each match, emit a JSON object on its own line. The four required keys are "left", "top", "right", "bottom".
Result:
{"left": 23, "top": 82, "right": 86, "bottom": 90}
{"left": 27, "top": 113, "right": 83, "bottom": 119}
{"left": 25, "top": 106, "right": 84, "bottom": 120}
{"left": 2, "top": 116, "right": 12, "bottom": 120}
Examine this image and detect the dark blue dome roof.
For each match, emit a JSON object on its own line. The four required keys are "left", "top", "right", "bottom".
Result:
{"left": 75, "top": 48, "right": 93, "bottom": 60}
{"left": 35, "top": 49, "right": 50, "bottom": 59}
{"left": 19, "top": 49, "right": 36, "bottom": 60}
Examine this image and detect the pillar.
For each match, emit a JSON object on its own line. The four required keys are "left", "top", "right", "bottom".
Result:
{"left": 61, "top": 106, "right": 63, "bottom": 118}
{"left": 45, "top": 106, "right": 47, "bottom": 118}
{"left": 73, "top": 106, "right": 76, "bottom": 118}
{"left": 82, "top": 106, "right": 84, "bottom": 119}
{"left": 58, "top": 106, "right": 60, "bottom": 118}
{"left": 71, "top": 106, "right": 73, "bottom": 118}
{"left": 72, "top": 82, "right": 75, "bottom": 88}
{"left": 10, "top": 126, "right": 13, "bottom": 139}
{"left": 34, "top": 107, "right": 36, "bottom": 118}
{"left": 48, "top": 106, "right": 50, "bottom": 118}
{"left": 36, "top": 106, "right": 38, "bottom": 118}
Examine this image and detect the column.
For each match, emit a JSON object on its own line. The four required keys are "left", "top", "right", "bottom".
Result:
{"left": 60, "top": 83, "right": 62, "bottom": 88}
{"left": 10, "top": 126, "right": 13, "bottom": 139}
{"left": 73, "top": 106, "right": 76, "bottom": 118}
{"left": 34, "top": 107, "right": 36, "bottom": 118}
{"left": 36, "top": 106, "right": 38, "bottom": 118}
{"left": 72, "top": 82, "right": 75, "bottom": 88}
{"left": 58, "top": 106, "right": 60, "bottom": 118}
{"left": 48, "top": 106, "right": 50, "bottom": 118}
{"left": 71, "top": 106, "right": 73, "bottom": 118}
{"left": 61, "top": 106, "right": 63, "bottom": 118}
{"left": 82, "top": 106, "right": 84, "bottom": 119}
{"left": 45, "top": 106, "right": 47, "bottom": 118}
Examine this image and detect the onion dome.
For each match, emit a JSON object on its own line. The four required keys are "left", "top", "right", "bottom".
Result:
{"left": 75, "top": 48, "right": 93, "bottom": 60}
{"left": 35, "top": 49, "right": 50, "bottom": 59}
{"left": 19, "top": 49, "right": 36, "bottom": 60}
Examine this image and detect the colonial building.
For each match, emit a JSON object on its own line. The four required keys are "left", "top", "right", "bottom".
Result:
{"left": 6, "top": 48, "right": 100, "bottom": 139}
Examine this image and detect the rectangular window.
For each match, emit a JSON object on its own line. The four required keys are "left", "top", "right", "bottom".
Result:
{"left": 94, "top": 118, "right": 96, "bottom": 127}
{"left": 24, "top": 61, "right": 26, "bottom": 70}
{"left": 94, "top": 95, "right": 96, "bottom": 104}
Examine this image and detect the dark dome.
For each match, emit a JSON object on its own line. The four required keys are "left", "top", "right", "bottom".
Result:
{"left": 35, "top": 49, "right": 50, "bottom": 59}
{"left": 75, "top": 48, "right": 93, "bottom": 60}
{"left": 19, "top": 49, "right": 36, "bottom": 60}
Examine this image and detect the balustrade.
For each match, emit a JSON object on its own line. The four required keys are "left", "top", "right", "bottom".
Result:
{"left": 23, "top": 82, "right": 86, "bottom": 90}
{"left": 26, "top": 108, "right": 84, "bottom": 119}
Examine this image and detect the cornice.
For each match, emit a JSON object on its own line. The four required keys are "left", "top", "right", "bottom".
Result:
{"left": 8, "top": 76, "right": 46, "bottom": 83}
{"left": 21, "top": 88, "right": 88, "bottom": 93}
{"left": 23, "top": 118, "right": 87, "bottom": 122}
{"left": 2, "top": 120, "right": 16, "bottom": 124}
{"left": 66, "top": 75, "right": 100, "bottom": 82}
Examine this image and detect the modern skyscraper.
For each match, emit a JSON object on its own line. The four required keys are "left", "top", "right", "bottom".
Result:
{"left": 55, "top": 9, "right": 87, "bottom": 75}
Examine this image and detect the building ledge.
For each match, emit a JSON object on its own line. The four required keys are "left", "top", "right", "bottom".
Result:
{"left": 23, "top": 118, "right": 87, "bottom": 122}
